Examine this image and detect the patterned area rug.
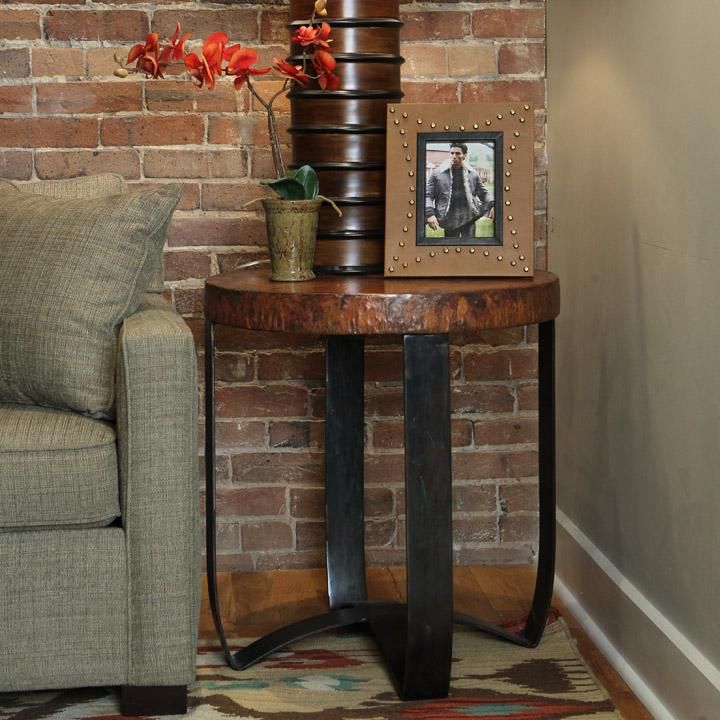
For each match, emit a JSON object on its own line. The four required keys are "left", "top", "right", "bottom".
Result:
{"left": 0, "top": 619, "right": 621, "bottom": 719}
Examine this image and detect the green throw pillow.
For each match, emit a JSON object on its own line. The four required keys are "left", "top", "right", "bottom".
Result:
{"left": 0, "top": 180, "right": 181, "bottom": 418}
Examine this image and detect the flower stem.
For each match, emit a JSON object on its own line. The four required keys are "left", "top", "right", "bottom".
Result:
{"left": 247, "top": 76, "right": 289, "bottom": 179}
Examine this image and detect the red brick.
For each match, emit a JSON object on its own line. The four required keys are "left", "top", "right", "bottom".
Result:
{"left": 153, "top": 9, "right": 259, "bottom": 43}
{"left": 144, "top": 149, "right": 245, "bottom": 179}
{"left": 366, "top": 487, "right": 394, "bottom": 517}
{"left": 270, "top": 421, "right": 323, "bottom": 449}
{"left": 454, "top": 546, "right": 533, "bottom": 566}
{"left": 0, "top": 86, "right": 32, "bottom": 113}
{"left": 499, "top": 513, "right": 538, "bottom": 542}
{"left": 101, "top": 115, "right": 204, "bottom": 146}
{"left": 214, "top": 353, "right": 255, "bottom": 384}
{"left": 447, "top": 43, "right": 497, "bottom": 77}
{"left": 517, "top": 382, "right": 538, "bottom": 411}
{"left": 401, "top": 12, "right": 468, "bottom": 41}
{"left": 32, "top": 48, "right": 83, "bottom": 77}
{"left": 402, "top": 81, "right": 459, "bottom": 104}
{"left": 366, "top": 519, "right": 395, "bottom": 546}
{"left": 0, "top": 118, "right": 97, "bottom": 148}
{"left": 260, "top": 8, "right": 290, "bottom": 43}
{"left": 462, "top": 79, "right": 545, "bottom": 108}
{"left": 498, "top": 42, "right": 545, "bottom": 74}
{"left": 216, "top": 385, "right": 308, "bottom": 418}
{"left": 128, "top": 181, "right": 200, "bottom": 210}
{"left": 371, "top": 419, "right": 473, "bottom": 449}
{"left": 215, "top": 419, "right": 265, "bottom": 448}
{"left": 231, "top": 452, "right": 322, "bottom": 485}
{"left": 0, "top": 10, "right": 40, "bottom": 40}
{"left": 473, "top": 417, "right": 537, "bottom": 446}
{"left": 453, "top": 517, "right": 497, "bottom": 544}
{"left": 168, "top": 216, "right": 265, "bottom": 248}
{"left": 364, "top": 349, "right": 402, "bottom": 382}
{"left": 0, "top": 151, "right": 32, "bottom": 180}
{"left": 296, "top": 520, "right": 323, "bottom": 550}
{"left": 202, "top": 181, "right": 269, "bottom": 211}
{"left": 163, "top": 249, "right": 211, "bottom": 281}
{"left": 255, "top": 549, "right": 325, "bottom": 570}
{"left": 216, "top": 486, "right": 286, "bottom": 516}
{"left": 463, "top": 348, "right": 537, "bottom": 381}
{"left": 451, "top": 384, "right": 514, "bottom": 414}
{"left": 365, "top": 454, "right": 404, "bottom": 485}
{"left": 290, "top": 487, "right": 323, "bottom": 519}
{"left": 499, "top": 481, "right": 538, "bottom": 513}
{"left": 44, "top": 10, "right": 148, "bottom": 41}
{"left": 37, "top": 82, "right": 142, "bottom": 114}
{"left": 0, "top": 49, "right": 30, "bottom": 79}
{"left": 472, "top": 9, "right": 545, "bottom": 38}
{"left": 257, "top": 351, "right": 324, "bottom": 381}
{"left": 214, "top": 522, "right": 240, "bottom": 551}
{"left": 208, "top": 114, "right": 289, "bottom": 147}
{"left": 242, "top": 520, "right": 293, "bottom": 551}
{"left": 145, "top": 80, "right": 197, "bottom": 112}
{"left": 401, "top": 44, "right": 448, "bottom": 78}
{"left": 195, "top": 83, "right": 243, "bottom": 113}
{"left": 172, "top": 287, "right": 204, "bottom": 315}
{"left": 365, "top": 386, "right": 404, "bottom": 417}
{"left": 34, "top": 148, "right": 140, "bottom": 179}
{"left": 453, "top": 484, "right": 496, "bottom": 513}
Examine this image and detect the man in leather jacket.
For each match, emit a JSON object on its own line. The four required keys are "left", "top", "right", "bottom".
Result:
{"left": 425, "top": 142, "right": 491, "bottom": 239}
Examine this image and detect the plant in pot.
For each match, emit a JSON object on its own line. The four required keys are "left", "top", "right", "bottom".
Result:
{"left": 115, "top": 0, "right": 341, "bottom": 281}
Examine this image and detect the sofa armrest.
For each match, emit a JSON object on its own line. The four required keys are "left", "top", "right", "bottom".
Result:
{"left": 116, "top": 299, "right": 199, "bottom": 686}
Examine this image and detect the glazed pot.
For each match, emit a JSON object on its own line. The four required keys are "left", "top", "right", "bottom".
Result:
{"left": 261, "top": 198, "right": 322, "bottom": 282}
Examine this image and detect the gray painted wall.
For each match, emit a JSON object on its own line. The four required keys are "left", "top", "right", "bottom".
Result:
{"left": 547, "top": 0, "right": 720, "bottom": 670}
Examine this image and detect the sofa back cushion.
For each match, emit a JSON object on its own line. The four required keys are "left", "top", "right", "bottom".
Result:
{"left": 16, "top": 174, "right": 166, "bottom": 293}
{"left": 0, "top": 180, "right": 181, "bottom": 418}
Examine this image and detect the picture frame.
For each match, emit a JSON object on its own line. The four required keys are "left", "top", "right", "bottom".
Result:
{"left": 384, "top": 102, "right": 534, "bottom": 278}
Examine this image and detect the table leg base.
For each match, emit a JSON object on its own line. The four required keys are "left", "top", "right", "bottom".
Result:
{"left": 226, "top": 598, "right": 554, "bottom": 700}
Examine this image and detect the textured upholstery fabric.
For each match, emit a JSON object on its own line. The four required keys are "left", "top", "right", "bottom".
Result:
{"left": 0, "top": 529, "right": 128, "bottom": 691}
{"left": 0, "top": 181, "right": 180, "bottom": 417}
{"left": 117, "top": 299, "right": 200, "bottom": 685}
{"left": 1, "top": 176, "right": 199, "bottom": 695}
{"left": 0, "top": 403, "right": 119, "bottom": 530}
{"left": 16, "top": 174, "right": 165, "bottom": 293}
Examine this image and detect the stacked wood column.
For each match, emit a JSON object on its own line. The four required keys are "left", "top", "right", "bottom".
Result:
{"left": 289, "top": 0, "right": 403, "bottom": 274}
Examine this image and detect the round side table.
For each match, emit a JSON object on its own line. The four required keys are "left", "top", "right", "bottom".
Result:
{"left": 204, "top": 270, "right": 560, "bottom": 701}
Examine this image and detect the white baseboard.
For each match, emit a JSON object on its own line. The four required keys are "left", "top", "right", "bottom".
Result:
{"left": 556, "top": 510, "right": 720, "bottom": 720}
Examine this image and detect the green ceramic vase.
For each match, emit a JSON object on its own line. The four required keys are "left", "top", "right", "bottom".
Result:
{"left": 262, "top": 198, "right": 322, "bottom": 282}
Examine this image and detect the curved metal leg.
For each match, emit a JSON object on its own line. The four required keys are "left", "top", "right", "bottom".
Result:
{"left": 398, "top": 334, "right": 454, "bottom": 699}
{"left": 325, "top": 335, "right": 367, "bottom": 609}
{"left": 204, "top": 319, "right": 242, "bottom": 669}
{"left": 455, "top": 319, "right": 556, "bottom": 647}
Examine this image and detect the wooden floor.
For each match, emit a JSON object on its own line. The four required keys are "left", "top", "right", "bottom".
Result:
{"left": 200, "top": 566, "right": 653, "bottom": 720}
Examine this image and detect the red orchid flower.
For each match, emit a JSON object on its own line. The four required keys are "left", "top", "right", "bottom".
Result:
{"left": 315, "top": 22, "right": 333, "bottom": 48}
{"left": 274, "top": 58, "right": 311, "bottom": 86}
{"left": 312, "top": 48, "right": 339, "bottom": 90}
{"left": 292, "top": 25, "right": 319, "bottom": 46}
{"left": 225, "top": 47, "right": 271, "bottom": 89}
{"left": 159, "top": 23, "right": 191, "bottom": 64}
{"left": 127, "top": 32, "right": 163, "bottom": 78}
{"left": 184, "top": 31, "right": 228, "bottom": 89}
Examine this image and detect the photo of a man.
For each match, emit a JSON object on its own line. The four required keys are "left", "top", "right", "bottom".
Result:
{"left": 424, "top": 140, "right": 495, "bottom": 241}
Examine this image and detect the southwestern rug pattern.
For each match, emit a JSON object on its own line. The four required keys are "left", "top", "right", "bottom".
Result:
{"left": 0, "top": 619, "right": 621, "bottom": 719}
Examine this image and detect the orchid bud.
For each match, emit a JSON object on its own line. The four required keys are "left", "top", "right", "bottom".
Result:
{"left": 114, "top": 68, "right": 129, "bottom": 78}
{"left": 314, "top": 0, "right": 328, "bottom": 16}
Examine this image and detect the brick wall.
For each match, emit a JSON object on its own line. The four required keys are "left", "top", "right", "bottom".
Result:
{"left": 0, "top": 0, "right": 547, "bottom": 571}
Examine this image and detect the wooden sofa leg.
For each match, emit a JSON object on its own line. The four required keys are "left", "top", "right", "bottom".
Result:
{"left": 120, "top": 685, "right": 187, "bottom": 716}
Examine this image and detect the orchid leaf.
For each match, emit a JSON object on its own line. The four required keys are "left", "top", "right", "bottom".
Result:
{"left": 262, "top": 165, "right": 319, "bottom": 200}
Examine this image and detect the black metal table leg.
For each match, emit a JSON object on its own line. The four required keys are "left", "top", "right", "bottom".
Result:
{"left": 204, "top": 320, "right": 240, "bottom": 668}
{"left": 372, "top": 334, "right": 454, "bottom": 700}
{"left": 455, "top": 319, "right": 556, "bottom": 647}
{"left": 325, "top": 335, "right": 367, "bottom": 609}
